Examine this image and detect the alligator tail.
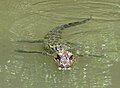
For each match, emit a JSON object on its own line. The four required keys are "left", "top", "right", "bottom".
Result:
{"left": 51, "top": 17, "right": 92, "bottom": 33}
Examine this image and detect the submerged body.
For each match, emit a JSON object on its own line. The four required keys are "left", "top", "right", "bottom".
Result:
{"left": 43, "top": 17, "right": 92, "bottom": 70}
{"left": 16, "top": 17, "right": 92, "bottom": 70}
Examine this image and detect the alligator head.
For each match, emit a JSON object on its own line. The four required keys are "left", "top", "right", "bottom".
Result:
{"left": 55, "top": 50, "right": 75, "bottom": 70}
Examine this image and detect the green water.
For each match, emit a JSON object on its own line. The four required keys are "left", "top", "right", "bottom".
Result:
{"left": 0, "top": 0, "right": 120, "bottom": 88}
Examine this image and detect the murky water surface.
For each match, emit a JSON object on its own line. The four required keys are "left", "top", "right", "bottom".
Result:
{"left": 0, "top": 0, "right": 120, "bottom": 88}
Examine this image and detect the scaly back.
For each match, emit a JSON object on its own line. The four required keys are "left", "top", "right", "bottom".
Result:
{"left": 44, "top": 17, "right": 92, "bottom": 52}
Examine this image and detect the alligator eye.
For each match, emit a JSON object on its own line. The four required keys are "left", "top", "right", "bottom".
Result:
{"left": 69, "top": 55, "right": 73, "bottom": 60}
{"left": 55, "top": 54, "right": 61, "bottom": 61}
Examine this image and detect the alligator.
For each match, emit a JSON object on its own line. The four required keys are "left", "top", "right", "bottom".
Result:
{"left": 16, "top": 17, "right": 92, "bottom": 70}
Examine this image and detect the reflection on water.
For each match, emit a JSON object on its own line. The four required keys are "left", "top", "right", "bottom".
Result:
{"left": 0, "top": 0, "right": 120, "bottom": 88}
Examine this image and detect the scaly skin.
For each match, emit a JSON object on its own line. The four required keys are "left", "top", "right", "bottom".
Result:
{"left": 43, "top": 17, "right": 92, "bottom": 54}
